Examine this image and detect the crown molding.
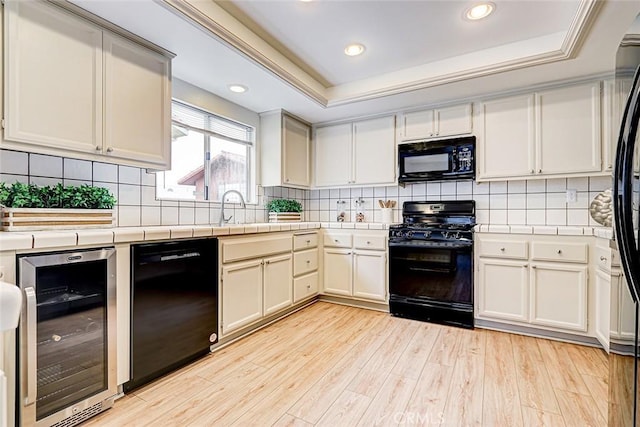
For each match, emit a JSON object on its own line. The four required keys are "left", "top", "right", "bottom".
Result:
{"left": 158, "top": 0, "right": 329, "bottom": 107}
{"left": 159, "top": 0, "right": 600, "bottom": 110}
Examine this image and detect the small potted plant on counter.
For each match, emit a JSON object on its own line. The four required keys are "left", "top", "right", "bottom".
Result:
{"left": 266, "top": 198, "right": 302, "bottom": 223}
{"left": 0, "top": 182, "right": 116, "bottom": 231}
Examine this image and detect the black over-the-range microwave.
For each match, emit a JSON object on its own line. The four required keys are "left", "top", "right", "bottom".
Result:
{"left": 398, "top": 136, "right": 475, "bottom": 183}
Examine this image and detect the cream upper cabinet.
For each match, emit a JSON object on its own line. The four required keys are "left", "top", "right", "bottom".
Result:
{"left": 3, "top": 1, "right": 172, "bottom": 170}
{"left": 476, "top": 94, "right": 535, "bottom": 179}
{"left": 4, "top": 1, "right": 103, "bottom": 153}
{"left": 399, "top": 103, "right": 472, "bottom": 141}
{"left": 353, "top": 116, "right": 396, "bottom": 185}
{"left": 314, "top": 116, "right": 395, "bottom": 187}
{"left": 103, "top": 33, "right": 171, "bottom": 168}
{"left": 603, "top": 78, "right": 633, "bottom": 173}
{"left": 535, "top": 82, "right": 601, "bottom": 175}
{"left": 260, "top": 111, "right": 311, "bottom": 188}
{"left": 476, "top": 81, "right": 603, "bottom": 181}
{"left": 314, "top": 123, "right": 352, "bottom": 187}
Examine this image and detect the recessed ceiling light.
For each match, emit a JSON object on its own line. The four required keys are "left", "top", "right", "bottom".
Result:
{"left": 465, "top": 2, "right": 495, "bottom": 20}
{"left": 344, "top": 43, "right": 365, "bottom": 57}
{"left": 228, "top": 84, "right": 247, "bottom": 93}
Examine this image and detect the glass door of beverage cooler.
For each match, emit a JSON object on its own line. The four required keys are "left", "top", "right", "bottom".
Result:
{"left": 18, "top": 248, "right": 117, "bottom": 426}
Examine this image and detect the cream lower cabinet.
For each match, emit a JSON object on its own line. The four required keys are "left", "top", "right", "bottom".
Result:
{"left": 530, "top": 263, "right": 587, "bottom": 331}
{"left": 221, "top": 254, "right": 292, "bottom": 335}
{"left": 476, "top": 233, "right": 590, "bottom": 335}
{"left": 477, "top": 258, "right": 529, "bottom": 322}
{"left": 292, "top": 232, "right": 319, "bottom": 303}
{"left": 220, "top": 233, "right": 294, "bottom": 336}
{"left": 322, "top": 230, "right": 387, "bottom": 302}
{"left": 221, "top": 259, "right": 263, "bottom": 335}
{"left": 594, "top": 269, "right": 611, "bottom": 352}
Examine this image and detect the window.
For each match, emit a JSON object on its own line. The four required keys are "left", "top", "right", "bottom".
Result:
{"left": 156, "top": 101, "right": 255, "bottom": 203}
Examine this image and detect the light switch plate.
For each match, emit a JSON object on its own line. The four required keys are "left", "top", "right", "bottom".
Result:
{"left": 566, "top": 189, "right": 578, "bottom": 203}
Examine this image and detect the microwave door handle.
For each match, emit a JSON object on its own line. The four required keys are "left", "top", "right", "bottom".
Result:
{"left": 24, "top": 286, "right": 37, "bottom": 405}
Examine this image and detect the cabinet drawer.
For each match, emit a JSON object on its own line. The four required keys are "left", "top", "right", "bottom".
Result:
{"left": 323, "top": 232, "right": 352, "bottom": 248}
{"left": 293, "top": 233, "right": 318, "bottom": 251}
{"left": 353, "top": 234, "right": 386, "bottom": 250}
{"left": 222, "top": 234, "right": 292, "bottom": 263}
{"left": 293, "top": 272, "right": 318, "bottom": 303}
{"left": 531, "top": 242, "right": 588, "bottom": 264}
{"left": 293, "top": 249, "right": 319, "bottom": 276}
{"left": 478, "top": 239, "right": 528, "bottom": 260}
{"left": 595, "top": 246, "right": 612, "bottom": 273}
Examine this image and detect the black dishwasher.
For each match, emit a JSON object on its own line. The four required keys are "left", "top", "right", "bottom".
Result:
{"left": 124, "top": 238, "right": 218, "bottom": 392}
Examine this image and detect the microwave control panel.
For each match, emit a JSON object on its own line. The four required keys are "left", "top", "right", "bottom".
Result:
{"left": 455, "top": 145, "right": 473, "bottom": 172}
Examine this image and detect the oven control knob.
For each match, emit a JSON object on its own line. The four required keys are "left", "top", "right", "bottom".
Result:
{"left": 406, "top": 231, "right": 414, "bottom": 239}
{"left": 454, "top": 232, "right": 460, "bottom": 239}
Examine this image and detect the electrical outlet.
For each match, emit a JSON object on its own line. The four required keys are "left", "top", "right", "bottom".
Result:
{"left": 566, "top": 189, "right": 578, "bottom": 203}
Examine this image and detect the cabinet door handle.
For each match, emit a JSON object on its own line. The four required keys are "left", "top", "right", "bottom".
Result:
{"left": 335, "top": 239, "right": 339, "bottom": 243}
{"left": 600, "top": 256, "right": 607, "bottom": 261}
{"left": 285, "top": 178, "right": 290, "bottom": 182}
{"left": 530, "top": 169, "right": 534, "bottom": 174}
{"left": 557, "top": 249, "right": 562, "bottom": 254}
{"left": 608, "top": 164, "right": 613, "bottom": 169}
{"left": 306, "top": 260, "right": 311, "bottom": 264}
{"left": 265, "top": 260, "right": 271, "bottom": 265}
{"left": 500, "top": 247, "right": 505, "bottom": 252}
{"left": 306, "top": 284, "right": 311, "bottom": 289}
{"left": 366, "top": 241, "right": 371, "bottom": 244}
{"left": 538, "top": 169, "right": 542, "bottom": 173}
{"left": 531, "top": 265, "right": 536, "bottom": 269}
{"left": 523, "top": 264, "right": 528, "bottom": 268}
{"left": 106, "top": 147, "right": 114, "bottom": 153}
{"left": 95, "top": 145, "right": 101, "bottom": 151}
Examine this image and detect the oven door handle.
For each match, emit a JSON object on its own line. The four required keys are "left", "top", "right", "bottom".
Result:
{"left": 24, "top": 286, "right": 37, "bottom": 406}
{"left": 408, "top": 266, "right": 455, "bottom": 274}
{"left": 389, "top": 242, "right": 472, "bottom": 250}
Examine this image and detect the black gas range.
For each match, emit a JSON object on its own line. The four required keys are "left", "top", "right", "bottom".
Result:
{"left": 388, "top": 200, "right": 475, "bottom": 328}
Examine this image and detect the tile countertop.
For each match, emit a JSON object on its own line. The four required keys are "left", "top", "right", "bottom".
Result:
{"left": 0, "top": 222, "right": 392, "bottom": 252}
{"left": 474, "top": 224, "right": 614, "bottom": 239}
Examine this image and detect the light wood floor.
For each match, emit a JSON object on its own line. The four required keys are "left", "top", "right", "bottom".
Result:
{"left": 84, "top": 302, "right": 608, "bottom": 427}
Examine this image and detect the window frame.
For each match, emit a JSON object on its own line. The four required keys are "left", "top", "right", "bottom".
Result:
{"left": 156, "top": 99, "right": 257, "bottom": 204}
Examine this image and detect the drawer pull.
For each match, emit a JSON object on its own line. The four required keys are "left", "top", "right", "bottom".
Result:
{"left": 532, "top": 265, "right": 536, "bottom": 269}
{"left": 600, "top": 256, "right": 607, "bottom": 261}
{"left": 306, "top": 284, "right": 311, "bottom": 289}
{"left": 306, "top": 260, "right": 311, "bottom": 264}
{"left": 500, "top": 247, "right": 505, "bottom": 252}
{"left": 557, "top": 250, "right": 562, "bottom": 254}
{"left": 367, "top": 241, "right": 371, "bottom": 244}
{"left": 306, "top": 240, "right": 311, "bottom": 244}
{"left": 335, "top": 239, "right": 339, "bottom": 242}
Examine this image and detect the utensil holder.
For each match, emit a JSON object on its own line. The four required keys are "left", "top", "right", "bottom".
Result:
{"left": 381, "top": 208, "right": 393, "bottom": 224}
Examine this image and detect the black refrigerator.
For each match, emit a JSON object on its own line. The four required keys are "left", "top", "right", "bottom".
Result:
{"left": 611, "top": 45, "right": 640, "bottom": 424}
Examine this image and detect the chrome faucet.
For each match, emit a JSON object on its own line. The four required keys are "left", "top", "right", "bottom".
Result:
{"left": 218, "top": 190, "right": 246, "bottom": 226}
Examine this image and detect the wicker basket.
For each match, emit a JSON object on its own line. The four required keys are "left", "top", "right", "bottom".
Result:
{"left": 1, "top": 207, "right": 115, "bottom": 231}
{"left": 268, "top": 212, "right": 302, "bottom": 223}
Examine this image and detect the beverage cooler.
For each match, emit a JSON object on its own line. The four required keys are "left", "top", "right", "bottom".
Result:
{"left": 16, "top": 248, "right": 117, "bottom": 427}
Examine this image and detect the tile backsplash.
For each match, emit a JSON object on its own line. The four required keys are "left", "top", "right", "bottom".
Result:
{"left": 0, "top": 149, "right": 268, "bottom": 227}
{"left": 301, "top": 177, "right": 612, "bottom": 227}
{"left": 1, "top": 149, "right": 612, "bottom": 227}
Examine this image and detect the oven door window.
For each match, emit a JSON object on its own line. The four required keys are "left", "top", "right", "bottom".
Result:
{"left": 404, "top": 153, "right": 450, "bottom": 173}
{"left": 389, "top": 246, "right": 472, "bottom": 304}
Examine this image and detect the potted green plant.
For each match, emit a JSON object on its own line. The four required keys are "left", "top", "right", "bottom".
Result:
{"left": 266, "top": 198, "right": 302, "bottom": 223}
{"left": 0, "top": 182, "right": 116, "bottom": 231}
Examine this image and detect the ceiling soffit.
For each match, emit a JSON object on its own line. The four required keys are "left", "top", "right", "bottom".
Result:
{"left": 160, "top": 0, "right": 600, "bottom": 109}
